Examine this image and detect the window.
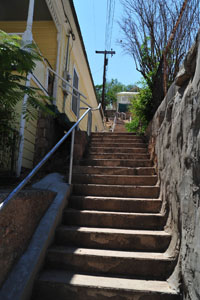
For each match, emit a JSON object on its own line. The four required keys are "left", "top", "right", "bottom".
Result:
{"left": 72, "top": 68, "right": 79, "bottom": 116}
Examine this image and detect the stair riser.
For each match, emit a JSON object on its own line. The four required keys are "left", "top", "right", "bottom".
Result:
{"left": 72, "top": 166, "right": 155, "bottom": 176}
{"left": 31, "top": 131, "right": 180, "bottom": 300}
{"left": 90, "top": 138, "right": 145, "bottom": 142}
{"left": 90, "top": 143, "right": 147, "bottom": 148}
{"left": 72, "top": 175, "right": 157, "bottom": 186}
{"left": 63, "top": 211, "right": 165, "bottom": 230}
{"left": 46, "top": 251, "right": 174, "bottom": 280}
{"left": 33, "top": 282, "right": 180, "bottom": 300}
{"left": 79, "top": 160, "right": 153, "bottom": 167}
{"left": 87, "top": 154, "right": 150, "bottom": 160}
{"left": 69, "top": 197, "right": 162, "bottom": 213}
{"left": 88, "top": 148, "right": 147, "bottom": 153}
{"left": 73, "top": 185, "right": 159, "bottom": 198}
{"left": 92, "top": 133, "right": 136, "bottom": 136}
{"left": 56, "top": 228, "right": 171, "bottom": 252}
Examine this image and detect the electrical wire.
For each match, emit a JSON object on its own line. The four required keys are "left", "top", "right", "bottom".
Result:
{"left": 93, "top": 65, "right": 104, "bottom": 74}
{"left": 92, "top": 0, "right": 97, "bottom": 49}
{"left": 105, "top": 0, "right": 116, "bottom": 50}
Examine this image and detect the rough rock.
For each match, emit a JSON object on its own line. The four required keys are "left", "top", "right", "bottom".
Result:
{"left": 146, "top": 31, "right": 200, "bottom": 300}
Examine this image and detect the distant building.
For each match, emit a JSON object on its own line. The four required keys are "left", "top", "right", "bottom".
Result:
{"left": 116, "top": 92, "right": 139, "bottom": 112}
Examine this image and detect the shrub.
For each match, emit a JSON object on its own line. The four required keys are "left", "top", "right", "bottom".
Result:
{"left": 125, "top": 80, "right": 152, "bottom": 134}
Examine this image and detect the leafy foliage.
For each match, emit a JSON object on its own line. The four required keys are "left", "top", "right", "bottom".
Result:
{"left": 125, "top": 80, "right": 152, "bottom": 134}
{"left": 0, "top": 30, "right": 53, "bottom": 130}
{"left": 119, "top": 0, "right": 200, "bottom": 114}
{"left": 95, "top": 78, "right": 137, "bottom": 106}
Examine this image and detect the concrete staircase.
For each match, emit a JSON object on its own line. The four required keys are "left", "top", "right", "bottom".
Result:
{"left": 114, "top": 118, "right": 128, "bottom": 132}
{"left": 32, "top": 132, "right": 179, "bottom": 300}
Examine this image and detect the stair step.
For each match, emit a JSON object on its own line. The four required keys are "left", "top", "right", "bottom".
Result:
{"left": 72, "top": 184, "right": 159, "bottom": 198}
{"left": 33, "top": 270, "right": 180, "bottom": 300}
{"left": 87, "top": 153, "right": 150, "bottom": 160}
{"left": 79, "top": 159, "right": 153, "bottom": 167}
{"left": 56, "top": 226, "right": 171, "bottom": 252}
{"left": 72, "top": 166, "right": 155, "bottom": 175}
{"left": 46, "top": 246, "right": 175, "bottom": 280}
{"left": 63, "top": 209, "right": 166, "bottom": 230}
{"left": 88, "top": 147, "right": 148, "bottom": 153}
{"left": 92, "top": 132, "right": 136, "bottom": 136}
{"left": 90, "top": 137, "right": 144, "bottom": 142}
{"left": 30, "top": 131, "right": 180, "bottom": 300}
{"left": 90, "top": 142, "right": 147, "bottom": 148}
{"left": 69, "top": 196, "right": 162, "bottom": 213}
{"left": 72, "top": 174, "right": 157, "bottom": 186}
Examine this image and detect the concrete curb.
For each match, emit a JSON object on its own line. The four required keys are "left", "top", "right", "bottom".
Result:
{"left": 0, "top": 173, "right": 72, "bottom": 300}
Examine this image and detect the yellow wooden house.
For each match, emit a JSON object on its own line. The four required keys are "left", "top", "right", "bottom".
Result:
{"left": 0, "top": 0, "right": 104, "bottom": 176}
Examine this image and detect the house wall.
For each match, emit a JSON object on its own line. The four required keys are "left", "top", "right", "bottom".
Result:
{"left": 0, "top": 1, "right": 104, "bottom": 170}
{"left": 0, "top": 21, "right": 57, "bottom": 69}
{"left": 53, "top": 16, "right": 103, "bottom": 132}
{"left": 0, "top": 21, "right": 56, "bottom": 169}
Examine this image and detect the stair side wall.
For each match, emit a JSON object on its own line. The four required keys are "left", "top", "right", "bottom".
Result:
{"left": 0, "top": 190, "right": 56, "bottom": 288}
{"left": 146, "top": 30, "right": 200, "bottom": 300}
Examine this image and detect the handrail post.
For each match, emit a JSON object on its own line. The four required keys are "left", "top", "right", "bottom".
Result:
{"left": 87, "top": 110, "right": 92, "bottom": 136}
{"left": 45, "top": 67, "right": 49, "bottom": 91}
{"left": 76, "top": 93, "right": 80, "bottom": 131}
{"left": 68, "top": 128, "right": 75, "bottom": 184}
{"left": 1, "top": 105, "right": 100, "bottom": 210}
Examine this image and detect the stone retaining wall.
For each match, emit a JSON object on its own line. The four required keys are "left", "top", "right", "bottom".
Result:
{"left": 146, "top": 31, "right": 200, "bottom": 299}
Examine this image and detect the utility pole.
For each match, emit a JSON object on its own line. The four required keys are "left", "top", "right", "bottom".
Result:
{"left": 95, "top": 50, "right": 115, "bottom": 111}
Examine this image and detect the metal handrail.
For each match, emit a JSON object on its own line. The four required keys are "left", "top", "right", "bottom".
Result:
{"left": 121, "top": 112, "right": 126, "bottom": 120}
{"left": 1, "top": 103, "right": 101, "bottom": 212}
{"left": 112, "top": 115, "right": 117, "bottom": 132}
{"left": 8, "top": 33, "right": 90, "bottom": 109}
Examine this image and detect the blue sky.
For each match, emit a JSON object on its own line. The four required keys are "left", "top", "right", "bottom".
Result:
{"left": 73, "top": 0, "right": 141, "bottom": 87}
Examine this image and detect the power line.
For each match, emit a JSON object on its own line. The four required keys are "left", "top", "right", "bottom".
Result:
{"left": 92, "top": 0, "right": 97, "bottom": 49}
{"left": 95, "top": 1, "right": 116, "bottom": 111}
{"left": 105, "top": 0, "right": 116, "bottom": 50}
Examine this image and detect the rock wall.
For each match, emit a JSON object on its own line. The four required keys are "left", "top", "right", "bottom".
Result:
{"left": 146, "top": 31, "right": 200, "bottom": 300}
{"left": 34, "top": 112, "right": 89, "bottom": 175}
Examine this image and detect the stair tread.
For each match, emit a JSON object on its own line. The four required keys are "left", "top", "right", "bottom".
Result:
{"left": 48, "top": 246, "right": 174, "bottom": 261}
{"left": 73, "top": 166, "right": 154, "bottom": 171}
{"left": 73, "top": 183, "right": 157, "bottom": 187}
{"left": 90, "top": 143, "right": 146, "bottom": 145}
{"left": 32, "top": 131, "right": 180, "bottom": 299}
{"left": 37, "top": 270, "right": 178, "bottom": 295}
{"left": 74, "top": 165, "right": 153, "bottom": 168}
{"left": 58, "top": 225, "right": 170, "bottom": 236}
{"left": 73, "top": 174, "right": 157, "bottom": 178}
{"left": 72, "top": 166, "right": 155, "bottom": 176}
{"left": 81, "top": 159, "right": 151, "bottom": 161}
{"left": 70, "top": 195, "right": 161, "bottom": 201}
{"left": 88, "top": 153, "right": 149, "bottom": 155}
{"left": 66, "top": 208, "right": 162, "bottom": 216}
{"left": 89, "top": 147, "right": 146, "bottom": 149}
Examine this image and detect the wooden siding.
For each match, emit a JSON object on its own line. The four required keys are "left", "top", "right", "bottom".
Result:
{"left": 0, "top": 21, "right": 57, "bottom": 69}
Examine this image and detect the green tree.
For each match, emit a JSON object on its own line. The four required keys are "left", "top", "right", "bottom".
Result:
{"left": 119, "top": 0, "right": 200, "bottom": 115}
{"left": 126, "top": 79, "right": 152, "bottom": 134}
{"left": 95, "top": 78, "right": 133, "bottom": 107}
{"left": 0, "top": 30, "right": 53, "bottom": 131}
